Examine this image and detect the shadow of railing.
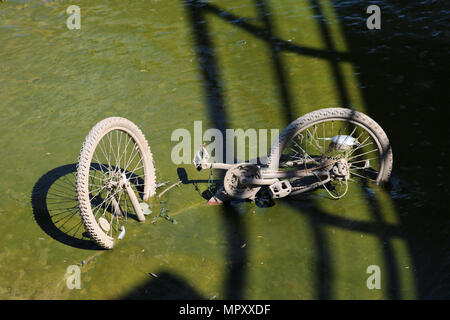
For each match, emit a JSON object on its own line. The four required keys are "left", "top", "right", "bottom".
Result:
{"left": 122, "top": 0, "right": 448, "bottom": 299}
{"left": 122, "top": 271, "right": 204, "bottom": 299}
{"left": 330, "top": 0, "right": 450, "bottom": 299}
{"left": 183, "top": 0, "right": 248, "bottom": 299}
{"left": 180, "top": 0, "right": 402, "bottom": 300}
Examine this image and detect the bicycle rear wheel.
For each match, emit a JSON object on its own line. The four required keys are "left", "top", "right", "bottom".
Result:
{"left": 266, "top": 108, "right": 393, "bottom": 196}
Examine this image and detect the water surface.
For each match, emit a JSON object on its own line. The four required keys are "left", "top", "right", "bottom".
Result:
{"left": 0, "top": 0, "right": 448, "bottom": 299}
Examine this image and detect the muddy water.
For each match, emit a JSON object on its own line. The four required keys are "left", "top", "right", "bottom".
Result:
{"left": 0, "top": 0, "right": 448, "bottom": 299}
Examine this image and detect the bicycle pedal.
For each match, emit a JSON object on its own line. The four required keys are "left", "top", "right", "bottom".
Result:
{"left": 269, "top": 180, "right": 292, "bottom": 199}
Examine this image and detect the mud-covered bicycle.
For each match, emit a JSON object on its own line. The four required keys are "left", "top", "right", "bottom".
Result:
{"left": 76, "top": 108, "right": 392, "bottom": 249}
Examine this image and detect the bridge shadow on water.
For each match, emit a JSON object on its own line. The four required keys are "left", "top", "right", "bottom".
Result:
{"left": 28, "top": 0, "right": 440, "bottom": 299}
{"left": 330, "top": 0, "right": 450, "bottom": 299}
{"left": 121, "top": 0, "right": 449, "bottom": 299}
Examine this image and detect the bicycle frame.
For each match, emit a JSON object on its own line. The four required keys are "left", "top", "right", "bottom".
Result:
{"left": 193, "top": 146, "right": 336, "bottom": 199}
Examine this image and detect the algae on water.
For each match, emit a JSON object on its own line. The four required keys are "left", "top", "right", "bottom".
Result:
{"left": 151, "top": 201, "right": 177, "bottom": 225}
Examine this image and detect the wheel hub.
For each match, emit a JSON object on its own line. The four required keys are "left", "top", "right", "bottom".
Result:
{"left": 103, "top": 170, "right": 125, "bottom": 190}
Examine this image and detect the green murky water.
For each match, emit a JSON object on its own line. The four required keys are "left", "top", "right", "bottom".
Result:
{"left": 0, "top": 0, "right": 448, "bottom": 299}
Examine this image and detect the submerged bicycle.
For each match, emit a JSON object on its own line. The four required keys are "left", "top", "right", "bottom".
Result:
{"left": 76, "top": 108, "right": 393, "bottom": 249}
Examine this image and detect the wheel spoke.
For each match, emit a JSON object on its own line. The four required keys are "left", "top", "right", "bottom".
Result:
{"left": 350, "top": 169, "right": 376, "bottom": 182}
{"left": 348, "top": 148, "right": 378, "bottom": 160}
{"left": 280, "top": 117, "right": 384, "bottom": 193}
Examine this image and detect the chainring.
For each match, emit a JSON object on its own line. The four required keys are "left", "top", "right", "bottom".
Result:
{"left": 223, "top": 163, "right": 261, "bottom": 200}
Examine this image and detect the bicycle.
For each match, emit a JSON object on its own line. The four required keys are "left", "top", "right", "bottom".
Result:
{"left": 76, "top": 108, "right": 392, "bottom": 249}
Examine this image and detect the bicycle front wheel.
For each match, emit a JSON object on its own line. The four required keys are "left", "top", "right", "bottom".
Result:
{"left": 76, "top": 117, "right": 156, "bottom": 249}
